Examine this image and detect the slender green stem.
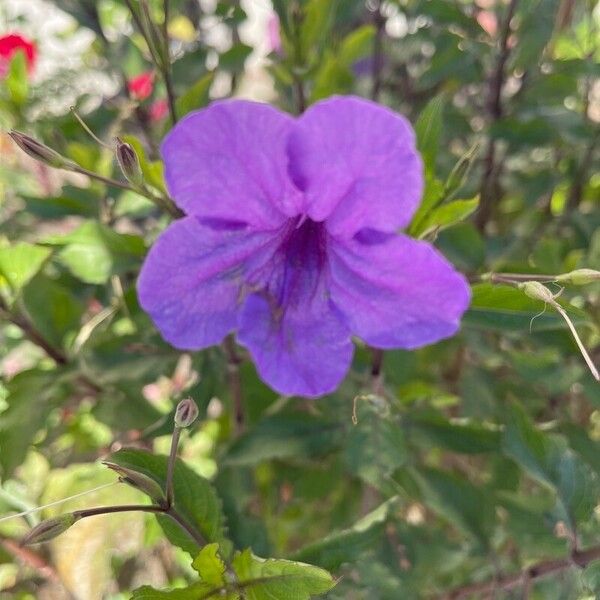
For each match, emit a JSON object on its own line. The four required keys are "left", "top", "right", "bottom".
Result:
{"left": 74, "top": 504, "right": 165, "bottom": 519}
{"left": 72, "top": 165, "right": 135, "bottom": 192}
{"left": 166, "top": 507, "right": 206, "bottom": 547}
{"left": 484, "top": 273, "right": 559, "bottom": 284}
{"left": 165, "top": 426, "right": 181, "bottom": 508}
{"left": 161, "top": 0, "right": 177, "bottom": 124}
{"left": 71, "top": 165, "right": 182, "bottom": 218}
{"left": 72, "top": 503, "right": 206, "bottom": 548}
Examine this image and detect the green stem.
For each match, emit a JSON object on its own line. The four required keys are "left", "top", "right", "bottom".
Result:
{"left": 165, "top": 426, "right": 181, "bottom": 508}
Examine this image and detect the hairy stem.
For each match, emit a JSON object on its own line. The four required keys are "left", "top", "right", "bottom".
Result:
{"left": 165, "top": 426, "right": 181, "bottom": 508}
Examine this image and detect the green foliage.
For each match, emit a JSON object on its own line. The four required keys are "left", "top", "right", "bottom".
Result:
{"left": 108, "top": 449, "right": 230, "bottom": 556}
{"left": 0, "top": 242, "right": 52, "bottom": 296}
{"left": 1, "top": 0, "right": 599, "bottom": 597}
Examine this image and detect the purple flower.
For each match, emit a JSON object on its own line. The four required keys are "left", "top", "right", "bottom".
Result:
{"left": 138, "top": 96, "right": 471, "bottom": 397}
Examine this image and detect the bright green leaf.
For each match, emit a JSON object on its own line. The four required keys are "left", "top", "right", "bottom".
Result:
{"left": 0, "top": 242, "right": 51, "bottom": 294}
{"left": 232, "top": 549, "right": 335, "bottom": 600}
{"left": 176, "top": 72, "right": 214, "bottom": 118}
{"left": 108, "top": 449, "right": 229, "bottom": 556}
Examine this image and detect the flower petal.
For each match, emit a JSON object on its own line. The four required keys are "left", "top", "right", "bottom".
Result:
{"left": 236, "top": 219, "right": 353, "bottom": 396}
{"left": 237, "top": 295, "right": 353, "bottom": 397}
{"left": 137, "top": 217, "right": 281, "bottom": 349}
{"left": 287, "top": 96, "right": 423, "bottom": 237}
{"left": 328, "top": 234, "right": 471, "bottom": 348}
{"left": 161, "top": 100, "right": 302, "bottom": 229}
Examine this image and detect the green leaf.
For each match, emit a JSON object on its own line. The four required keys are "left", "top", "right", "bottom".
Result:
{"left": 414, "top": 197, "right": 479, "bottom": 238}
{"left": 502, "top": 403, "right": 600, "bottom": 527}
{"left": 311, "top": 56, "right": 353, "bottom": 101}
{"left": 6, "top": 51, "right": 28, "bottom": 105}
{"left": 463, "top": 283, "right": 589, "bottom": 332}
{"left": 219, "top": 44, "right": 252, "bottom": 73}
{"left": 0, "top": 370, "right": 69, "bottom": 478}
{"left": 131, "top": 583, "right": 222, "bottom": 599}
{"left": 407, "top": 173, "right": 444, "bottom": 237}
{"left": 192, "top": 543, "right": 227, "bottom": 586}
{"left": 175, "top": 72, "right": 214, "bottom": 118}
{"left": 108, "top": 449, "right": 229, "bottom": 556}
{"left": 232, "top": 549, "right": 335, "bottom": 600}
{"left": 344, "top": 401, "right": 407, "bottom": 489}
{"left": 22, "top": 275, "right": 84, "bottom": 350}
{"left": 338, "top": 25, "right": 375, "bottom": 64}
{"left": 410, "top": 413, "right": 501, "bottom": 454}
{"left": 301, "top": 0, "right": 335, "bottom": 58}
{"left": 291, "top": 497, "right": 397, "bottom": 570}
{"left": 0, "top": 242, "right": 51, "bottom": 294}
{"left": 412, "top": 467, "right": 494, "bottom": 549}
{"left": 414, "top": 94, "right": 445, "bottom": 171}
{"left": 583, "top": 560, "right": 600, "bottom": 593}
{"left": 224, "top": 414, "right": 342, "bottom": 466}
{"left": 133, "top": 549, "right": 335, "bottom": 600}
{"left": 45, "top": 221, "right": 145, "bottom": 284}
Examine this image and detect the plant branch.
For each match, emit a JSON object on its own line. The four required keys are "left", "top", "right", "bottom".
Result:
{"left": 370, "top": 0, "right": 385, "bottom": 101}
{"left": 438, "top": 545, "right": 600, "bottom": 599}
{"left": 0, "top": 297, "right": 67, "bottom": 365}
{"left": 224, "top": 336, "right": 244, "bottom": 434}
{"left": 73, "top": 504, "right": 166, "bottom": 519}
{"left": 73, "top": 503, "right": 206, "bottom": 548}
{"left": 161, "top": 0, "right": 178, "bottom": 125}
{"left": 475, "top": 0, "right": 519, "bottom": 231}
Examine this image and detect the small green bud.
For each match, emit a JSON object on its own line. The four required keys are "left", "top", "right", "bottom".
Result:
{"left": 518, "top": 281, "right": 557, "bottom": 304}
{"left": 8, "top": 130, "right": 75, "bottom": 169}
{"left": 556, "top": 269, "right": 600, "bottom": 286}
{"left": 103, "top": 462, "right": 166, "bottom": 505}
{"left": 115, "top": 138, "right": 144, "bottom": 187}
{"left": 21, "top": 514, "right": 80, "bottom": 546}
{"left": 174, "top": 397, "right": 199, "bottom": 428}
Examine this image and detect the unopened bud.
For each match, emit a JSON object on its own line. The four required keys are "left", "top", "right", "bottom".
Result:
{"left": 8, "top": 130, "right": 75, "bottom": 169}
{"left": 103, "top": 462, "right": 166, "bottom": 505}
{"left": 115, "top": 138, "right": 144, "bottom": 187}
{"left": 518, "top": 281, "right": 557, "bottom": 304}
{"left": 21, "top": 514, "right": 80, "bottom": 546}
{"left": 556, "top": 269, "right": 600, "bottom": 286}
{"left": 174, "top": 397, "right": 199, "bottom": 428}
{"left": 444, "top": 143, "right": 479, "bottom": 197}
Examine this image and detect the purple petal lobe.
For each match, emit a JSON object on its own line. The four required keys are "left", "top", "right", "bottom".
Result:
{"left": 161, "top": 100, "right": 303, "bottom": 229}
{"left": 237, "top": 218, "right": 353, "bottom": 396}
{"left": 238, "top": 295, "right": 353, "bottom": 397}
{"left": 137, "top": 217, "right": 280, "bottom": 349}
{"left": 329, "top": 234, "right": 471, "bottom": 348}
{"left": 287, "top": 96, "right": 423, "bottom": 237}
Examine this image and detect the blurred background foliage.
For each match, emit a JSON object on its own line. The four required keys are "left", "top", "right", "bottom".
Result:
{"left": 0, "top": 0, "right": 599, "bottom": 598}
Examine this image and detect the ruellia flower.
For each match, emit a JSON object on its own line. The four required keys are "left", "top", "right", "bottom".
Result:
{"left": 138, "top": 96, "right": 471, "bottom": 397}
{"left": 128, "top": 71, "right": 154, "bottom": 101}
{"left": 0, "top": 33, "right": 36, "bottom": 77}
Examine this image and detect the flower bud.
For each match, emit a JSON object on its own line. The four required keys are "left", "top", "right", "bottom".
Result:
{"left": 21, "top": 514, "right": 80, "bottom": 546}
{"left": 8, "top": 130, "right": 75, "bottom": 169}
{"left": 518, "top": 281, "right": 556, "bottom": 304}
{"left": 103, "top": 462, "right": 166, "bottom": 505}
{"left": 115, "top": 138, "right": 144, "bottom": 187}
{"left": 174, "top": 397, "right": 199, "bottom": 428}
{"left": 556, "top": 269, "right": 600, "bottom": 286}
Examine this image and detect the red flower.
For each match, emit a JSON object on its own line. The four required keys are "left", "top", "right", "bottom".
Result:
{"left": 128, "top": 71, "right": 155, "bottom": 101}
{"left": 149, "top": 98, "right": 168, "bottom": 122}
{"left": 0, "top": 33, "right": 36, "bottom": 77}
